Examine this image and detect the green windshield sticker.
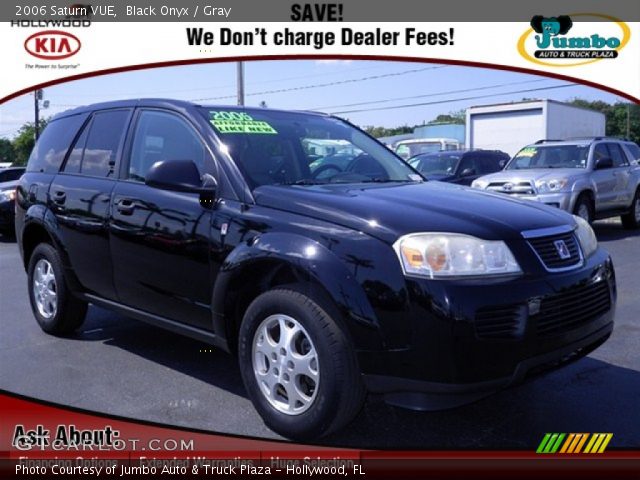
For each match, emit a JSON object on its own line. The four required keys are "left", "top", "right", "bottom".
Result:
{"left": 209, "top": 111, "right": 277, "bottom": 135}
{"left": 517, "top": 147, "right": 537, "bottom": 158}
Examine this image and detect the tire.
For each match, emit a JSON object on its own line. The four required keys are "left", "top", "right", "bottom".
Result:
{"left": 27, "top": 243, "right": 88, "bottom": 335}
{"left": 573, "top": 194, "right": 594, "bottom": 224}
{"left": 238, "top": 288, "right": 366, "bottom": 439}
{"left": 621, "top": 189, "right": 640, "bottom": 229}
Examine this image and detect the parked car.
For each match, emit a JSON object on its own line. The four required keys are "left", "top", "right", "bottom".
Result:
{"left": 16, "top": 100, "right": 616, "bottom": 439}
{"left": 0, "top": 167, "right": 25, "bottom": 234}
{"left": 0, "top": 180, "right": 19, "bottom": 234}
{"left": 408, "top": 149, "right": 509, "bottom": 185}
{"left": 472, "top": 138, "right": 640, "bottom": 228}
{"left": 0, "top": 166, "right": 25, "bottom": 182}
{"left": 395, "top": 137, "right": 461, "bottom": 160}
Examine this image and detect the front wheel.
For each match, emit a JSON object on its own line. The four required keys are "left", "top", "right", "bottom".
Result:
{"left": 573, "top": 194, "right": 593, "bottom": 224}
{"left": 621, "top": 189, "right": 640, "bottom": 229}
{"left": 238, "top": 288, "right": 365, "bottom": 439}
{"left": 27, "top": 243, "right": 88, "bottom": 335}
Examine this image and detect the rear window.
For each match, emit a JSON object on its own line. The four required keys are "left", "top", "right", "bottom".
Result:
{"left": 26, "top": 114, "right": 87, "bottom": 173}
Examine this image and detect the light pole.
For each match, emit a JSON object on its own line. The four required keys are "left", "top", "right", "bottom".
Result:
{"left": 237, "top": 62, "right": 245, "bottom": 106}
{"left": 34, "top": 89, "right": 49, "bottom": 140}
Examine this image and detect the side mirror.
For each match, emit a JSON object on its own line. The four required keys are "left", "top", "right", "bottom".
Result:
{"left": 460, "top": 167, "right": 477, "bottom": 177}
{"left": 595, "top": 157, "right": 613, "bottom": 170}
{"left": 145, "top": 160, "right": 216, "bottom": 195}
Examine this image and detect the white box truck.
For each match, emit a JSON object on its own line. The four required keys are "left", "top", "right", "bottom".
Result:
{"left": 466, "top": 100, "right": 605, "bottom": 157}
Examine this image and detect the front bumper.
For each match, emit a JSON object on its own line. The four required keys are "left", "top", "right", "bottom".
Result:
{"left": 358, "top": 249, "right": 616, "bottom": 408}
{"left": 503, "top": 191, "right": 575, "bottom": 212}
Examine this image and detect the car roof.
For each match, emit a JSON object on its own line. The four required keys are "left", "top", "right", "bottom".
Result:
{"left": 413, "top": 149, "right": 506, "bottom": 157}
{"left": 50, "top": 98, "right": 329, "bottom": 121}
{"left": 527, "top": 137, "right": 631, "bottom": 148}
{"left": 397, "top": 138, "right": 459, "bottom": 145}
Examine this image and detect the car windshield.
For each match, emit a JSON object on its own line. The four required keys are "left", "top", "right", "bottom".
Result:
{"left": 409, "top": 153, "right": 461, "bottom": 175}
{"left": 202, "top": 108, "right": 422, "bottom": 188}
{"left": 507, "top": 145, "right": 589, "bottom": 170}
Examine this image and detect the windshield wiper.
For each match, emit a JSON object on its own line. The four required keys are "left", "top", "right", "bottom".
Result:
{"left": 360, "top": 178, "right": 420, "bottom": 183}
{"left": 278, "top": 179, "right": 328, "bottom": 186}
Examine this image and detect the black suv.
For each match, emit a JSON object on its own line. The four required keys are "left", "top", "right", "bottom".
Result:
{"left": 408, "top": 149, "right": 509, "bottom": 185}
{"left": 16, "top": 100, "right": 616, "bottom": 439}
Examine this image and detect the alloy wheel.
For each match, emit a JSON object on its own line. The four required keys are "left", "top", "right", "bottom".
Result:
{"left": 252, "top": 314, "right": 320, "bottom": 415}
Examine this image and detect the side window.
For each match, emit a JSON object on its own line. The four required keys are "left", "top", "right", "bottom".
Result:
{"left": 26, "top": 114, "right": 87, "bottom": 173}
{"left": 481, "top": 155, "right": 502, "bottom": 173}
{"left": 593, "top": 143, "right": 609, "bottom": 164}
{"left": 460, "top": 155, "right": 487, "bottom": 174}
{"left": 128, "top": 110, "right": 206, "bottom": 182}
{"left": 607, "top": 143, "right": 628, "bottom": 167}
{"left": 63, "top": 121, "right": 89, "bottom": 174}
{"left": 62, "top": 110, "right": 129, "bottom": 177}
{"left": 624, "top": 143, "right": 640, "bottom": 163}
{"left": 82, "top": 111, "right": 129, "bottom": 177}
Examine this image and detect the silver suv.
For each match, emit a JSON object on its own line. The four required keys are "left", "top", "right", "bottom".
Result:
{"left": 472, "top": 138, "right": 640, "bottom": 229}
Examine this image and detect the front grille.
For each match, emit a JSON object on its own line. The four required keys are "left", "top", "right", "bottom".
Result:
{"left": 534, "top": 280, "right": 611, "bottom": 337}
{"left": 487, "top": 181, "right": 535, "bottom": 195}
{"left": 475, "top": 304, "right": 526, "bottom": 339}
{"left": 527, "top": 231, "right": 581, "bottom": 270}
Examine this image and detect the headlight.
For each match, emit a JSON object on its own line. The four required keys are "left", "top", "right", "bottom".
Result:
{"left": 0, "top": 189, "right": 16, "bottom": 202}
{"left": 393, "top": 233, "right": 521, "bottom": 279}
{"left": 471, "top": 179, "right": 488, "bottom": 189}
{"left": 535, "top": 178, "right": 568, "bottom": 193}
{"left": 573, "top": 215, "right": 597, "bottom": 258}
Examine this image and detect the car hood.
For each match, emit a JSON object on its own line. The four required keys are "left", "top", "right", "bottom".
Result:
{"left": 478, "top": 168, "right": 586, "bottom": 183}
{"left": 253, "top": 181, "right": 575, "bottom": 244}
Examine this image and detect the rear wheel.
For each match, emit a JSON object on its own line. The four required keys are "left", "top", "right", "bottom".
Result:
{"left": 238, "top": 288, "right": 365, "bottom": 439}
{"left": 621, "top": 189, "right": 640, "bottom": 229}
{"left": 27, "top": 243, "right": 88, "bottom": 335}
{"left": 573, "top": 194, "right": 593, "bottom": 224}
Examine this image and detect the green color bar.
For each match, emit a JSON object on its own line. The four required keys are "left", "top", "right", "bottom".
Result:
{"left": 543, "top": 433, "right": 559, "bottom": 453}
{"left": 550, "top": 433, "right": 566, "bottom": 453}
{"left": 537, "top": 433, "right": 552, "bottom": 453}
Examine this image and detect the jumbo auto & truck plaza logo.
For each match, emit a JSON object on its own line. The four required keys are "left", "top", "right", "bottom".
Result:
{"left": 518, "top": 14, "right": 630, "bottom": 67}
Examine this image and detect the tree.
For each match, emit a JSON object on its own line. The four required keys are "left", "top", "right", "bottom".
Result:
{"left": 11, "top": 119, "right": 49, "bottom": 166}
{"left": 428, "top": 109, "right": 465, "bottom": 125}
{"left": 0, "top": 139, "right": 14, "bottom": 163}
{"left": 568, "top": 98, "right": 639, "bottom": 143}
{"left": 364, "top": 125, "right": 413, "bottom": 138}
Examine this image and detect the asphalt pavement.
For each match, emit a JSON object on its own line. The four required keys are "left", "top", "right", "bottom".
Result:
{"left": 0, "top": 220, "right": 638, "bottom": 449}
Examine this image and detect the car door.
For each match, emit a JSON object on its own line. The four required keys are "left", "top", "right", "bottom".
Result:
{"left": 590, "top": 142, "right": 617, "bottom": 211}
{"left": 49, "top": 108, "right": 131, "bottom": 300}
{"left": 606, "top": 143, "right": 632, "bottom": 208}
{"left": 109, "top": 108, "right": 215, "bottom": 329}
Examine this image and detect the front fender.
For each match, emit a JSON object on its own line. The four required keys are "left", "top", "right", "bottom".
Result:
{"left": 211, "top": 232, "right": 385, "bottom": 351}
{"left": 569, "top": 177, "right": 596, "bottom": 209}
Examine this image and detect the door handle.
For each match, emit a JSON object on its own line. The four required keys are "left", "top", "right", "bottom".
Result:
{"left": 52, "top": 191, "right": 66, "bottom": 205}
{"left": 116, "top": 198, "right": 136, "bottom": 215}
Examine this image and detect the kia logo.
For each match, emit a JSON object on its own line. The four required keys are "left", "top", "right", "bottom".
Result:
{"left": 24, "top": 30, "right": 81, "bottom": 60}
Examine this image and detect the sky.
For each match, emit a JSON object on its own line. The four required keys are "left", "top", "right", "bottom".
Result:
{"left": 0, "top": 59, "right": 627, "bottom": 139}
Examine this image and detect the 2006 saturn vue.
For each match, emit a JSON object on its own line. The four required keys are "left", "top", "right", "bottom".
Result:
{"left": 15, "top": 100, "right": 616, "bottom": 439}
